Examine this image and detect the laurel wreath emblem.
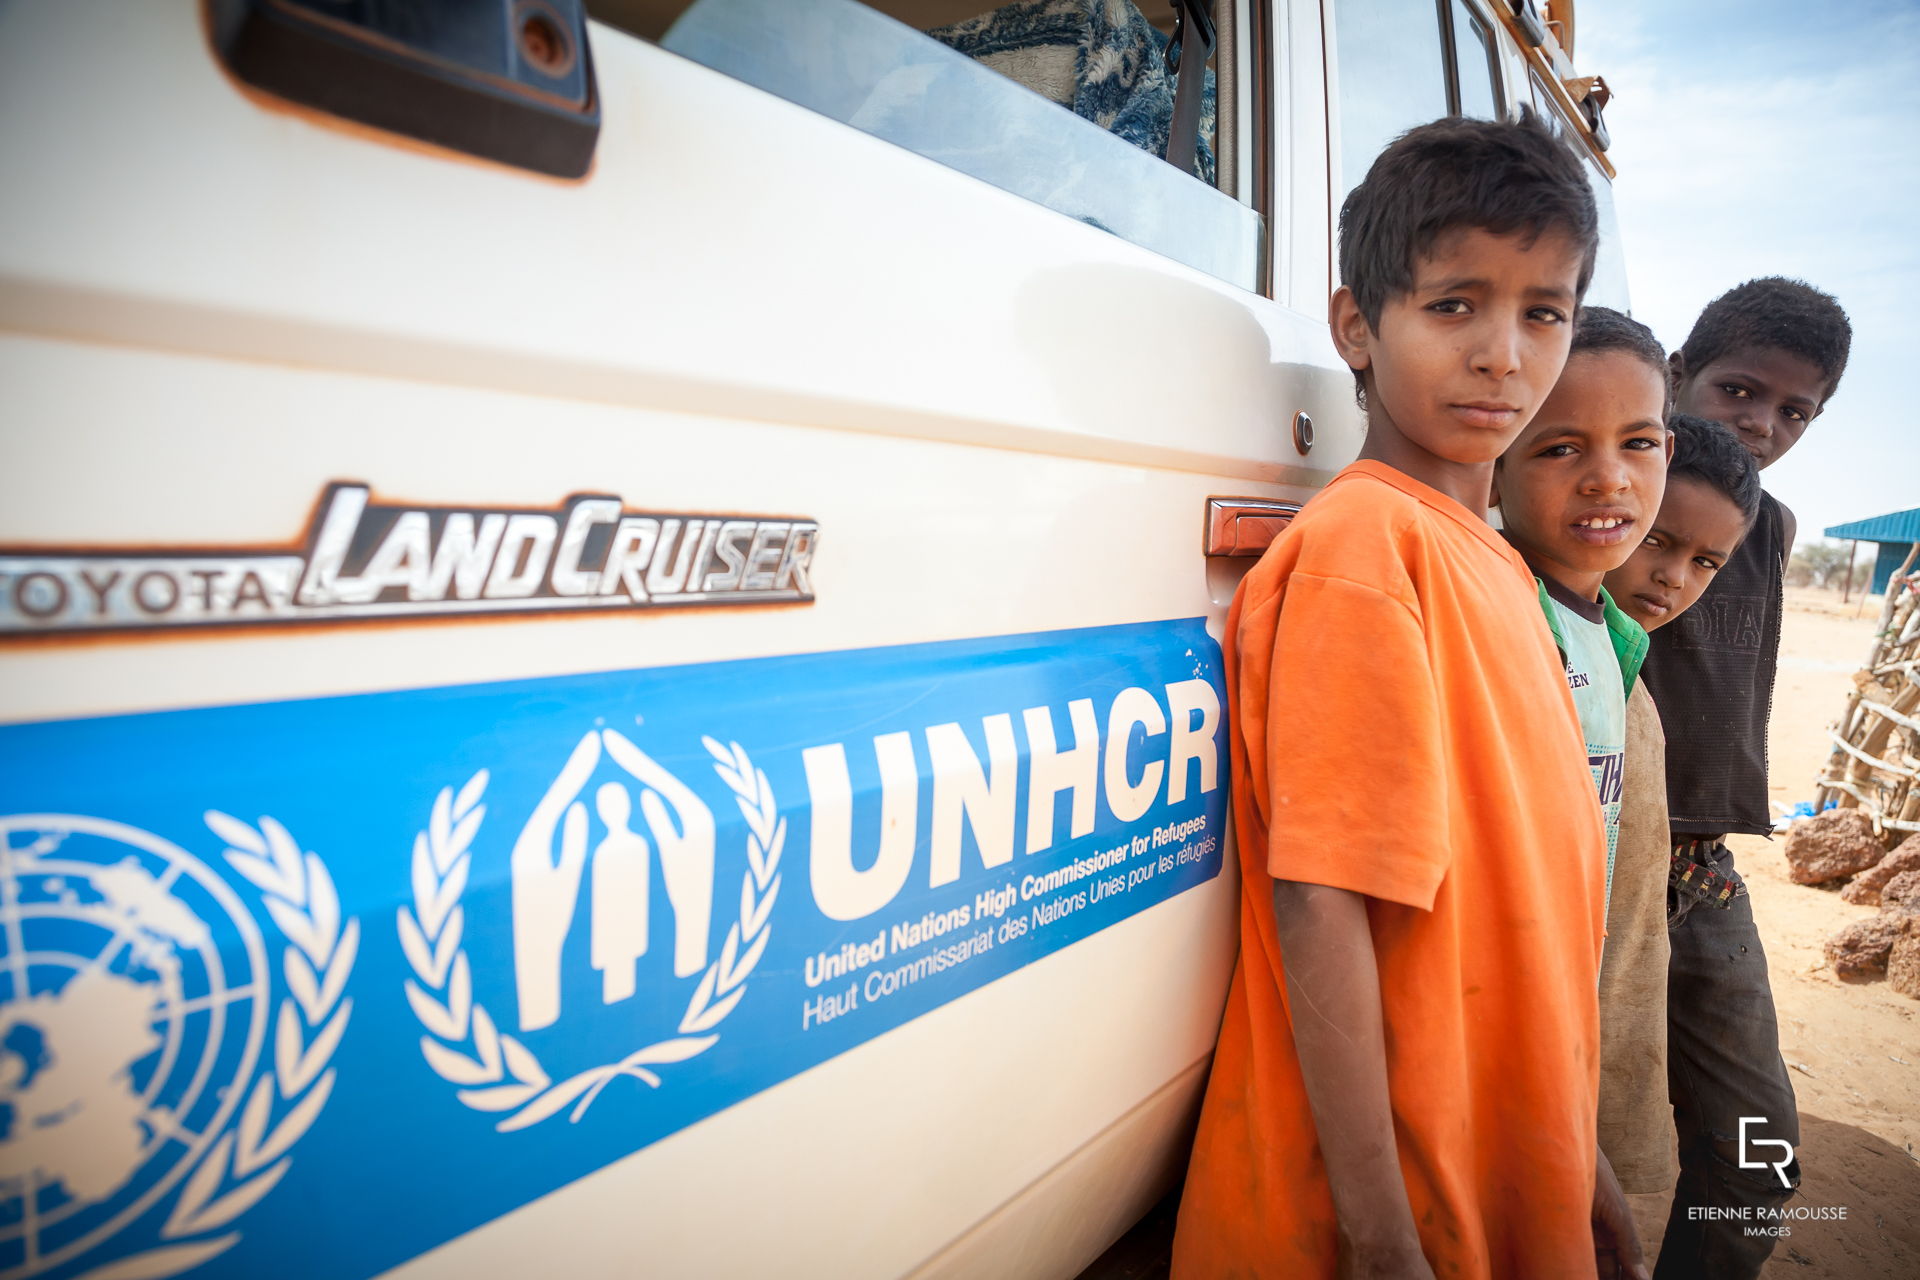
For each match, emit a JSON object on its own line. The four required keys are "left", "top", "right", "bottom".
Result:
{"left": 77, "top": 814, "right": 358, "bottom": 1280}
{"left": 399, "top": 736, "right": 781, "bottom": 1132}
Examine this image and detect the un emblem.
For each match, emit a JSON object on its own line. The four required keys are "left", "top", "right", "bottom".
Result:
{"left": 400, "top": 731, "right": 781, "bottom": 1131}
{"left": 0, "top": 813, "right": 354, "bottom": 1280}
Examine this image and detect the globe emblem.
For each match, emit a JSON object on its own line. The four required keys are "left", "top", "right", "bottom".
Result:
{"left": 0, "top": 815, "right": 269, "bottom": 1279}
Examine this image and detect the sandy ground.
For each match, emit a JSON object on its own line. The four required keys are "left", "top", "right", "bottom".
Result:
{"left": 1624, "top": 587, "right": 1920, "bottom": 1277}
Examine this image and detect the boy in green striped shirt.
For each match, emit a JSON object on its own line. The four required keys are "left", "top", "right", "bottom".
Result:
{"left": 1494, "top": 306, "right": 1668, "bottom": 896}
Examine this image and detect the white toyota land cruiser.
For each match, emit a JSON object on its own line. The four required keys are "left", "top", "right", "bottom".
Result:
{"left": 0, "top": 2, "right": 1623, "bottom": 1277}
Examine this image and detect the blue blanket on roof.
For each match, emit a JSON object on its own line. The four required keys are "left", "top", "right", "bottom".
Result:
{"left": 928, "top": 0, "right": 1217, "bottom": 184}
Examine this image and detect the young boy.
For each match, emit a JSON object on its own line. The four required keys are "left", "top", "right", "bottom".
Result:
{"left": 1491, "top": 305, "right": 1669, "bottom": 1273}
{"left": 1172, "top": 114, "right": 1627, "bottom": 1279}
{"left": 1492, "top": 305, "right": 1669, "bottom": 900}
{"left": 1601, "top": 416, "right": 1763, "bottom": 1200}
{"left": 1605, "top": 415, "right": 1762, "bottom": 637}
{"left": 1637, "top": 279, "right": 1852, "bottom": 1279}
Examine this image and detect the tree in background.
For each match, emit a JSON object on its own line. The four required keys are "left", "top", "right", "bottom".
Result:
{"left": 1788, "top": 540, "right": 1878, "bottom": 590}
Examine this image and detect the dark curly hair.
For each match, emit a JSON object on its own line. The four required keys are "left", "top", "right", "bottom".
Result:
{"left": 1567, "top": 305, "right": 1670, "bottom": 411}
{"left": 1675, "top": 277, "right": 1852, "bottom": 402}
{"left": 1667, "top": 413, "right": 1762, "bottom": 528}
{"left": 1338, "top": 109, "right": 1599, "bottom": 330}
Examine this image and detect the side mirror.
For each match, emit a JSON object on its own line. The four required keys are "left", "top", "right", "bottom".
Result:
{"left": 1566, "top": 74, "right": 1613, "bottom": 151}
{"left": 1510, "top": 0, "right": 1550, "bottom": 48}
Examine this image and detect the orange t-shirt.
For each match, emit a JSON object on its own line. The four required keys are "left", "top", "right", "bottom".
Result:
{"left": 1172, "top": 461, "right": 1606, "bottom": 1279}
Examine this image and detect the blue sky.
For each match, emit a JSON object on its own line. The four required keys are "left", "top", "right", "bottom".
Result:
{"left": 1580, "top": 0, "right": 1920, "bottom": 550}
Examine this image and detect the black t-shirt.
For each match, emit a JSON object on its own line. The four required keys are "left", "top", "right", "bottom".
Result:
{"left": 1640, "top": 492, "right": 1785, "bottom": 841}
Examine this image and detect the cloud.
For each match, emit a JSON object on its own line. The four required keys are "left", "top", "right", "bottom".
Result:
{"left": 1578, "top": 1, "right": 1920, "bottom": 541}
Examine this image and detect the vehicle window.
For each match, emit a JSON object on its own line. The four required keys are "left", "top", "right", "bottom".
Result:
{"left": 1513, "top": 68, "right": 1625, "bottom": 309}
{"left": 1582, "top": 154, "right": 1631, "bottom": 311}
{"left": 1448, "top": 0, "right": 1500, "bottom": 120}
{"left": 598, "top": 0, "right": 1263, "bottom": 290}
{"left": 1331, "top": 0, "right": 1450, "bottom": 201}
{"left": 1528, "top": 69, "right": 1565, "bottom": 134}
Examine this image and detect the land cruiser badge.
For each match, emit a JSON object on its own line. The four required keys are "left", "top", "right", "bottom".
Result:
{"left": 0, "top": 485, "right": 818, "bottom": 635}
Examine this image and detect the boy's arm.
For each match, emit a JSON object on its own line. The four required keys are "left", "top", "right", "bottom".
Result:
{"left": 1776, "top": 500, "right": 1796, "bottom": 563}
{"left": 1592, "top": 1147, "right": 1651, "bottom": 1280}
{"left": 1271, "top": 879, "right": 1435, "bottom": 1278}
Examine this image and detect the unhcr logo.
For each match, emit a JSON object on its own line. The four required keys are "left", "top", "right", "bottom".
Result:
{"left": 0, "top": 483, "right": 819, "bottom": 635}
{"left": 400, "top": 728, "right": 782, "bottom": 1132}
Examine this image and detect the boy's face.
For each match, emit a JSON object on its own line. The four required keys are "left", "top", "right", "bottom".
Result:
{"left": 1603, "top": 475, "right": 1751, "bottom": 631}
{"left": 1332, "top": 227, "right": 1584, "bottom": 478}
{"left": 1672, "top": 344, "right": 1828, "bottom": 471}
{"left": 1493, "top": 349, "right": 1671, "bottom": 598}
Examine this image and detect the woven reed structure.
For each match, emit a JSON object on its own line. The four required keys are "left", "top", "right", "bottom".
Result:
{"left": 1815, "top": 543, "right": 1920, "bottom": 840}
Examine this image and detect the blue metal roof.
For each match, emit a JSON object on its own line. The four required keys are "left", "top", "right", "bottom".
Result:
{"left": 1824, "top": 507, "right": 1920, "bottom": 543}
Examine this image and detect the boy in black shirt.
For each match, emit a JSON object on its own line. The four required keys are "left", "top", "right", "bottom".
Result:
{"left": 1640, "top": 277, "right": 1852, "bottom": 1279}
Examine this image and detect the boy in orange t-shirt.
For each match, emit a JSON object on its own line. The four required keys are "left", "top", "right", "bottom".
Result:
{"left": 1172, "top": 113, "right": 1643, "bottom": 1280}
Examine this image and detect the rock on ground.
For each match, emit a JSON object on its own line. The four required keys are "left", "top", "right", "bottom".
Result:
{"left": 1881, "top": 868, "right": 1920, "bottom": 915}
{"left": 1824, "top": 913, "right": 1912, "bottom": 979}
{"left": 1890, "top": 932, "right": 1920, "bottom": 999}
{"left": 1785, "top": 809, "right": 1885, "bottom": 885}
{"left": 1838, "top": 834, "right": 1920, "bottom": 905}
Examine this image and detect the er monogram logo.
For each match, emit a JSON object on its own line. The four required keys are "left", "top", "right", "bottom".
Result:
{"left": 1737, "top": 1116, "right": 1795, "bottom": 1189}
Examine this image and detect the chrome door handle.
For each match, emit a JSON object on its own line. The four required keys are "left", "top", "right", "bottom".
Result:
{"left": 1204, "top": 498, "right": 1300, "bottom": 557}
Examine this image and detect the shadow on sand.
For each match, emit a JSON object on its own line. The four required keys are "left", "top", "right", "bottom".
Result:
{"left": 1627, "top": 1111, "right": 1920, "bottom": 1277}
{"left": 1084, "top": 1112, "right": 1920, "bottom": 1278}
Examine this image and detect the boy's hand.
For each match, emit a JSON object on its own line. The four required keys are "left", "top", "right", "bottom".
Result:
{"left": 1591, "top": 1149, "right": 1650, "bottom": 1280}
